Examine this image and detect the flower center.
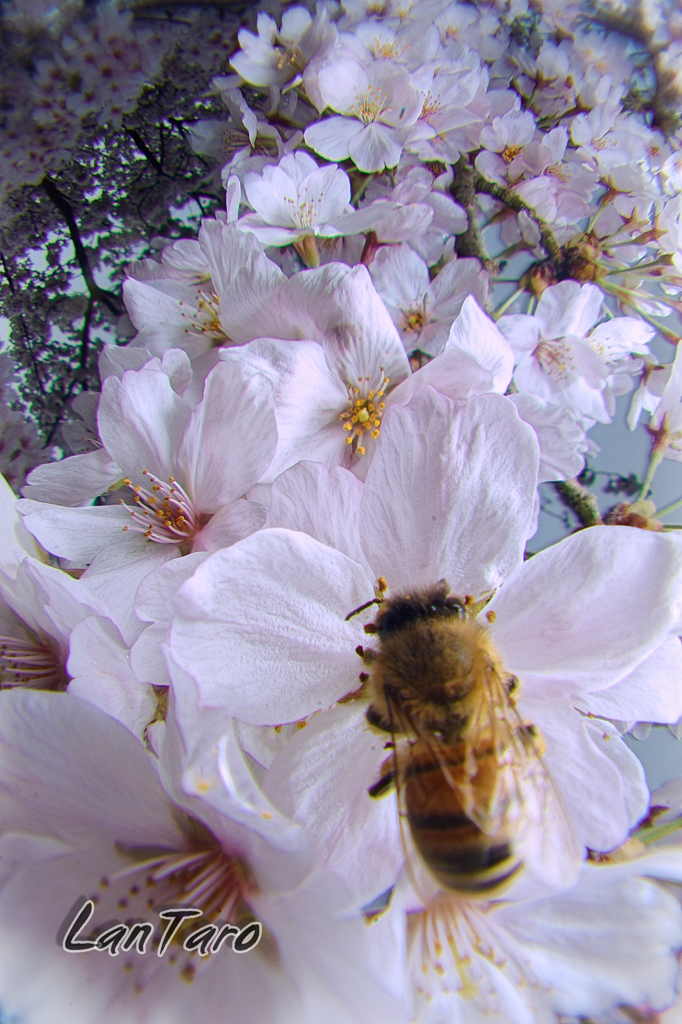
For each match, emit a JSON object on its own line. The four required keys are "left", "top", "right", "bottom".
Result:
{"left": 274, "top": 40, "right": 304, "bottom": 73}
{"left": 286, "top": 194, "right": 319, "bottom": 230}
{"left": 401, "top": 303, "right": 427, "bottom": 333}
{"left": 179, "top": 291, "right": 229, "bottom": 346}
{"left": 352, "top": 86, "right": 390, "bottom": 125}
{"left": 501, "top": 144, "right": 523, "bottom": 164}
{"left": 339, "top": 372, "right": 389, "bottom": 456}
{"left": 372, "top": 35, "right": 406, "bottom": 60}
{"left": 104, "top": 844, "right": 251, "bottom": 925}
{"left": 120, "top": 471, "right": 199, "bottom": 545}
{"left": 408, "top": 899, "right": 537, "bottom": 1010}
{"left": 533, "top": 339, "right": 574, "bottom": 383}
{"left": 0, "top": 635, "right": 66, "bottom": 690}
{"left": 421, "top": 93, "right": 442, "bottom": 118}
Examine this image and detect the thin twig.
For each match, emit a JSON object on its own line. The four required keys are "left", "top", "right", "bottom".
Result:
{"left": 42, "top": 178, "right": 124, "bottom": 316}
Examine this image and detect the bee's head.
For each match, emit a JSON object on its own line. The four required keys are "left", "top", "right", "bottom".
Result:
{"left": 374, "top": 586, "right": 466, "bottom": 640}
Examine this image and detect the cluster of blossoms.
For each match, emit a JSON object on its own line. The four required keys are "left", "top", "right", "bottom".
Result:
{"left": 0, "top": 0, "right": 240, "bottom": 214}
{"left": 6, "top": 0, "right": 682, "bottom": 1022}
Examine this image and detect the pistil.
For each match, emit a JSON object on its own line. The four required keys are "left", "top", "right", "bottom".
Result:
{"left": 339, "top": 371, "right": 390, "bottom": 455}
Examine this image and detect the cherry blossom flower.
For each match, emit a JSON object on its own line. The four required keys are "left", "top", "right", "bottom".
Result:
{"left": 369, "top": 244, "right": 488, "bottom": 355}
{"left": 18, "top": 357, "right": 276, "bottom": 639}
{"left": 0, "top": 688, "right": 405, "bottom": 1024}
{"left": 238, "top": 152, "right": 372, "bottom": 265}
{"left": 497, "top": 281, "right": 653, "bottom": 424}
{"left": 229, "top": 6, "right": 336, "bottom": 90}
{"left": 304, "top": 58, "right": 423, "bottom": 172}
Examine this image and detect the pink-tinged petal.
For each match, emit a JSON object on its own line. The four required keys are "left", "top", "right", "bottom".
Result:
{"left": 509, "top": 393, "right": 587, "bottom": 482}
{"left": 267, "top": 461, "right": 371, "bottom": 572}
{"left": 67, "top": 616, "right": 156, "bottom": 740}
{"left": 236, "top": 219, "right": 300, "bottom": 246}
{"left": 445, "top": 295, "right": 514, "bottom": 392}
{"left": 474, "top": 149, "right": 507, "bottom": 185}
{"left": 193, "top": 498, "right": 266, "bottom": 553}
{"left": 82, "top": 539, "right": 176, "bottom": 645}
{"left": 585, "top": 720, "right": 649, "bottom": 826}
{"left": 244, "top": 167, "right": 299, "bottom": 225}
{"left": 535, "top": 281, "right": 603, "bottom": 340}
{"left": 349, "top": 123, "right": 403, "bottom": 173}
{"left": 169, "top": 529, "right": 374, "bottom": 724}
{"left": 22, "top": 449, "right": 122, "bottom": 506}
{"left": 386, "top": 347, "right": 493, "bottom": 408}
{"left": 322, "top": 276, "right": 410, "bottom": 388}
{"left": 317, "top": 58, "right": 370, "bottom": 114}
{"left": 98, "top": 367, "right": 192, "bottom": 485}
{"left": 304, "top": 117, "right": 363, "bottom": 161}
{"left": 0, "top": 689, "right": 181, "bottom": 846}
{"left": 278, "top": 263, "right": 410, "bottom": 387}
{"left": 253, "top": 870, "right": 409, "bottom": 1024}
{"left": 17, "top": 500, "right": 133, "bottom": 564}
{"left": 264, "top": 704, "right": 403, "bottom": 906}
{"left": 575, "top": 637, "right": 682, "bottom": 725}
{"left": 499, "top": 867, "right": 682, "bottom": 1018}
{"left": 131, "top": 553, "right": 209, "bottom": 686}
{"left": 489, "top": 528, "right": 682, "bottom": 699}
{"left": 5, "top": 557, "right": 105, "bottom": 650}
{"left": 220, "top": 337, "right": 348, "bottom": 480}
{"left": 519, "top": 698, "right": 635, "bottom": 851}
{"left": 0, "top": 475, "right": 41, "bottom": 571}
{"left": 360, "top": 388, "right": 539, "bottom": 595}
{"left": 122, "top": 277, "right": 196, "bottom": 331}
{"left": 198, "top": 219, "right": 283, "bottom": 299}
{"left": 159, "top": 675, "right": 313, "bottom": 893}
{"left": 496, "top": 313, "right": 541, "bottom": 356}
{"left": 179, "top": 362, "right": 277, "bottom": 510}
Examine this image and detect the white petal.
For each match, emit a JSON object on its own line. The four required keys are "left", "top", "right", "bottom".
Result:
{"left": 169, "top": 529, "right": 373, "bottom": 724}
{"left": 520, "top": 697, "right": 634, "bottom": 851}
{"left": 575, "top": 637, "right": 682, "bottom": 725}
{"left": 489, "top": 528, "right": 682, "bottom": 698}
{"left": 0, "top": 689, "right": 181, "bottom": 845}
{"left": 360, "top": 388, "right": 539, "bottom": 595}
{"left": 264, "top": 703, "right": 403, "bottom": 906}
{"left": 67, "top": 616, "right": 156, "bottom": 740}
{"left": 304, "top": 117, "right": 362, "bottom": 161}
{"left": 179, "top": 361, "right": 277, "bottom": 510}
{"left": 500, "top": 868, "right": 682, "bottom": 1017}
{"left": 266, "top": 461, "right": 371, "bottom": 573}
{"left": 98, "top": 367, "right": 191, "bottom": 485}
{"left": 22, "top": 449, "right": 122, "bottom": 506}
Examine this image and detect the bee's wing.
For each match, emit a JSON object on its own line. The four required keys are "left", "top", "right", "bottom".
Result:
{"left": 383, "top": 691, "right": 448, "bottom": 907}
{"left": 479, "top": 666, "right": 583, "bottom": 891}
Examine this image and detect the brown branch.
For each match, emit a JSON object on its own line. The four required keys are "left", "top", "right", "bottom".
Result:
{"left": 471, "top": 173, "right": 564, "bottom": 269}
{"left": 554, "top": 479, "right": 603, "bottom": 527}
{"left": 451, "top": 157, "right": 498, "bottom": 274}
{"left": 42, "top": 178, "right": 124, "bottom": 316}
{"left": 44, "top": 296, "right": 94, "bottom": 447}
{"left": 124, "top": 127, "right": 165, "bottom": 175}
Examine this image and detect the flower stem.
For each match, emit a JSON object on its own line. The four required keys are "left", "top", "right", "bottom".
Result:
{"left": 655, "top": 495, "right": 682, "bottom": 517}
{"left": 493, "top": 288, "right": 524, "bottom": 319}
{"left": 639, "top": 444, "right": 666, "bottom": 501}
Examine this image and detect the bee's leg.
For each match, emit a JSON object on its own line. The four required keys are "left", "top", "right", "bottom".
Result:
{"left": 366, "top": 703, "right": 392, "bottom": 733}
{"left": 368, "top": 769, "right": 396, "bottom": 799}
{"left": 355, "top": 645, "right": 378, "bottom": 664}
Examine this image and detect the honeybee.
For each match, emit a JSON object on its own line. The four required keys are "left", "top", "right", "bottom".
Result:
{"left": 351, "top": 580, "right": 579, "bottom": 900}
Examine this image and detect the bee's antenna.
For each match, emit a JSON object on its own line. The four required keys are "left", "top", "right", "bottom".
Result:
{"left": 345, "top": 598, "right": 380, "bottom": 621}
{"left": 344, "top": 577, "right": 388, "bottom": 622}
